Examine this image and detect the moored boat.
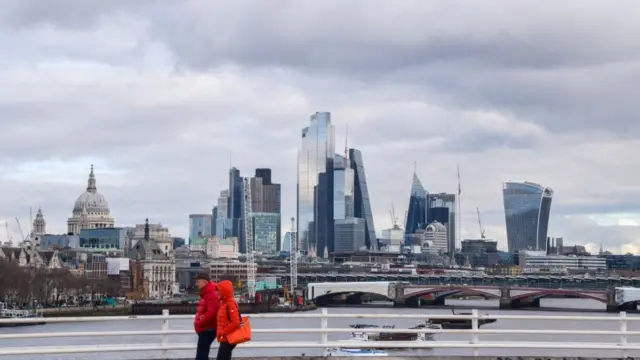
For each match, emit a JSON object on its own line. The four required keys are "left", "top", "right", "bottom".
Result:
{"left": 0, "top": 302, "right": 45, "bottom": 327}
{"left": 426, "top": 309, "right": 496, "bottom": 329}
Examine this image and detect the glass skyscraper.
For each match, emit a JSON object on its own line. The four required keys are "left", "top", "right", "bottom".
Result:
{"left": 405, "top": 172, "right": 427, "bottom": 244}
{"left": 349, "top": 148, "right": 377, "bottom": 250}
{"left": 427, "top": 193, "right": 456, "bottom": 255}
{"left": 297, "top": 112, "right": 335, "bottom": 255}
{"left": 251, "top": 212, "right": 280, "bottom": 253}
{"left": 503, "top": 181, "right": 553, "bottom": 252}
{"left": 188, "top": 214, "right": 212, "bottom": 243}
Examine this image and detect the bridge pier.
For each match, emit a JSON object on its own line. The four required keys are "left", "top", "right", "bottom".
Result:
{"left": 345, "top": 293, "right": 363, "bottom": 305}
{"left": 500, "top": 297, "right": 540, "bottom": 309}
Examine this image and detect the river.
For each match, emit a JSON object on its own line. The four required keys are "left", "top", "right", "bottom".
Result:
{"left": 1, "top": 298, "right": 638, "bottom": 359}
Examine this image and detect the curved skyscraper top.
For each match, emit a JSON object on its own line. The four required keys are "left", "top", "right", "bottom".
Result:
{"left": 502, "top": 181, "right": 553, "bottom": 253}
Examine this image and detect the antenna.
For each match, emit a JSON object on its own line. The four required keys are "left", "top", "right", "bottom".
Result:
{"left": 344, "top": 123, "right": 349, "bottom": 159}
{"left": 414, "top": 161, "right": 417, "bottom": 174}
{"left": 456, "top": 164, "right": 462, "bottom": 259}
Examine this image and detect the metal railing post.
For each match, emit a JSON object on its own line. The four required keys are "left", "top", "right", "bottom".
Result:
{"left": 161, "top": 309, "right": 169, "bottom": 357}
{"left": 471, "top": 308, "right": 479, "bottom": 356}
{"left": 320, "top": 307, "right": 328, "bottom": 356}
{"left": 619, "top": 311, "right": 627, "bottom": 358}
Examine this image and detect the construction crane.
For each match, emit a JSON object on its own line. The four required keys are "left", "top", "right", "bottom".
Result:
{"left": 242, "top": 177, "right": 256, "bottom": 301}
{"left": 476, "top": 207, "right": 486, "bottom": 239}
{"left": 14, "top": 217, "right": 26, "bottom": 241}
{"left": 389, "top": 203, "right": 399, "bottom": 228}
{"left": 289, "top": 216, "right": 297, "bottom": 297}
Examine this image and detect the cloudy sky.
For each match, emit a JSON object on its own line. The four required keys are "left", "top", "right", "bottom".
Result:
{"left": 1, "top": 0, "right": 639, "bottom": 254}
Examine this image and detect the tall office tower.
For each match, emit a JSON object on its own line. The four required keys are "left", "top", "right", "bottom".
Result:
{"left": 282, "top": 232, "right": 292, "bottom": 253}
{"left": 349, "top": 148, "right": 377, "bottom": 250}
{"left": 211, "top": 206, "right": 218, "bottom": 236}
{"left": 228, "top": 167, "right": 245, "bottom": 252}
{"left": 332, "top": 154, "right": 360, "bottom": 253}
{"left": 251, "top": 168, "right": 282, "bottom": 252}
{"left": 503, "top": 181, "right": 553, "bottom": 252}
{"left": 215, "top": 190, "right": 230, "bottom": 238}
{"left": 427, "top": 193, "right": 456, "bottom": 256}
{"left": 188, "top": 214, "right": 212, "bottom": 243}
{"left": 297, "top": 111, "right": 335, "bottom": 256}
{"left": 405, "top": 172, "right": 428, "bottom": 244}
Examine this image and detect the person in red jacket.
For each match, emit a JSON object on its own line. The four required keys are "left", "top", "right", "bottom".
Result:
{"left": 216, "top": 280, "right": 241, "bottom": 360}
{"left": 193, "top": 272, "right": 220, "bottom": 360}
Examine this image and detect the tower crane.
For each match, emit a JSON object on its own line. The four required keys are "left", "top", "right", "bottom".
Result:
{"left": 14, "top": 217, "right": 26, "bottom": 241}
{"left": 289, "top": 216, "right": 297, "bottom": 298}
{"left": 476, "top": 207, "right": 486, "bottom": 239}
{"left": 389, "top": 203, "right": 399, "bottom": 228}
{"left": 242, "top": 177, "right": 256, "bottom": 301}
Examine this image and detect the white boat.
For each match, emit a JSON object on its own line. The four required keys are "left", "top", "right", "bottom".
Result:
{"left": 326, "top": 322, "right": 441, "bottom": 356}
{"left": 0, "top": 302, "right": 45, "bottom": 327}
{"left": 326, "top": 347, "right": 388, "bottom": 357}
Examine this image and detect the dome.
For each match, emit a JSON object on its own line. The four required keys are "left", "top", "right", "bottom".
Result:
{"left": 73, "top": 191, "right": 110, "bottom": 213}
{"left": 72, "top": 165, "right": 110, "bottom": 214}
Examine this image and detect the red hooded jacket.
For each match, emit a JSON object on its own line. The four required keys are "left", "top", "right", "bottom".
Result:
{"left": 216, "top": 280, "right": 241, "bottom": 342}
{"left": 194, "top": 281, "right": 220, "bottom": 333}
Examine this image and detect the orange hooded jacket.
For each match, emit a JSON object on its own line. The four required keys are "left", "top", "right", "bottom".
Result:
{"left": 216, "top": 280, "right": 241, "bottom": 342}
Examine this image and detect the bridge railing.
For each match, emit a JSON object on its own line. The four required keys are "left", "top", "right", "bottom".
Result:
{"left": 1, "top": 308, "right": 639, "bottom": 358}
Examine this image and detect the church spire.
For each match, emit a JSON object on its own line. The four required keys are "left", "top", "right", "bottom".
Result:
{"left": 144, "top": 218, "right": 150, "bottom": 241}
{"left": 86, "top": 164, "right": 97, "bottom": 192}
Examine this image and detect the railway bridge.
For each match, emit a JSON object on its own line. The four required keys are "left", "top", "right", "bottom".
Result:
{"left": 308, "top": 281, "right": 636, "bottom": 311}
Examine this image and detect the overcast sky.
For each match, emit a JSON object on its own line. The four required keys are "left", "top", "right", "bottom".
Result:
{"left": 1, "top": 0, "right": 639, "bottom": 254}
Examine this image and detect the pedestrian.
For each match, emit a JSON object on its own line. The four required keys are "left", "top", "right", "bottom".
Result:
{"left": 216, "top": 280, "right": 241, "bottom": 360}
{"left": 193, "top": 272, "right": 220, "bottom": 360}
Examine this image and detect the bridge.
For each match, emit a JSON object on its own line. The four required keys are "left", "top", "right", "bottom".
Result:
{"left": 283, "top": 272, "right": 640, "bottom": 290}
{"left": 0, "top": 308, "right": 638, "bottom": 358}
{"left": 307, "top": 281, "right": 639, "bottom": 311}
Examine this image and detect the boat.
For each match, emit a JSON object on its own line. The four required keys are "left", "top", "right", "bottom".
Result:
{"left": 0, "top": 302, "right": 45, "bottom": 327}
{"left": 326, "top": 347, "right": 388, "bottom": 357}
{"left": 426, "top": 309, "right": 496, "bottom": 329}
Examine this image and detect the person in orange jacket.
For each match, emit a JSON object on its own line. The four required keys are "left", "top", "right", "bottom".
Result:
{"left": 216, "top": 280, "right": 240, "bottom": 360}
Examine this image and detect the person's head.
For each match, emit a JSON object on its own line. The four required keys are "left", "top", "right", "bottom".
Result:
{"left": 217, "top": 280, "right": 234, "bottom": 301}
{"left": 194, "top": 272, "right": 210, "bottom": 290}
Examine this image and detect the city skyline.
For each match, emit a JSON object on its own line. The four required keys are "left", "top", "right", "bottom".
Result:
{"left": 1, "top": 1, "right": 640, "bottom": 254}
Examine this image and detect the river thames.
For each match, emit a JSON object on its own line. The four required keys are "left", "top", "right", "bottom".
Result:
{"left": 1, "top": 298, "right": 638, "bottom": 359}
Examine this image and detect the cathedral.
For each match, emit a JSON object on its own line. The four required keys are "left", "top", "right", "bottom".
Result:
{"left": 67, "top": 165, "right": 115, "bottom": 235}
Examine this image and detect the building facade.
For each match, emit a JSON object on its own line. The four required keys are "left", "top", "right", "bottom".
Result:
{"left": 426, "top": 193, "right": 456, "bottom": 255}
{"left": 405, "top": 172, "right": 427, "bottom": 243}
{"left": 214, "top": 189, "right": 231, "bottom": 238}
{"left": 348, "top": 148, "right": 377, "bottom": 250}
{"left": 297, "top": 111, "right": 335, "bottom": 256}
{"left": 188, "top": 214, "right": 212, "bottom": 243}
{"left": 67, "top": 165, "right": 115, "bottom": 235}
{"left": 131, "top": 222, "right": 173, "bottom": 256}
{"left": 334, "top": 218, "right": 366, "bottom": 252}
{"left": 252, "top": 212, "right": 280, "bottom": 253}
{"left": 422, "top": 221, "right": 448, "bottom": 254}
{"left": 228, "top": 168, "right": 244, "bottom": 251}
{"left": 79, "top": 228, "right": 127, "bottom": 250}
{"left": 129, "top": 219, "right": 178, "bottom": 298}
{"left": 503, "top": 181, "right": 553, "bottom": 252}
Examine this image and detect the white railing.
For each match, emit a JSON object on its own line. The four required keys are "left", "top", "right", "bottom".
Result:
{"left": 1, "top": 308, "right": 640, "bottom": 357}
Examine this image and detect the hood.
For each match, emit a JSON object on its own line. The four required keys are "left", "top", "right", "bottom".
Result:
{"left": 199, "top": 281, "right": 216, "bottom": 297}
{"left": 217, "top": 280, "right": 234, "bottom": 302}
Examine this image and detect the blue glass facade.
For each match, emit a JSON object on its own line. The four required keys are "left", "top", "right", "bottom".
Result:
{"left": 297, "top": 112, "right": 335, "bottom": 255}
{"left": 79, "top": 228, "right": 126, "bottom": 249}
{"left": 227, "top": 168, "right": 245, "bottom": 252}
{"left": 252, "top": 212, "right": 280, "bottom": 253}
{"left": 405, "top": 173, "right": 427, "bottom": 240}
{"left": 40, "top": 234, "right": 80, "bottom": 249}
{"left": 349, "top": 148, "right": 377, "bottom": 250}
{"left": 283, "top": 232, "right": 292, "bottom": 252}
{"left": 503, "top": 181, "right": 553, "bottom": 252}
{"left": 188, "top": 214, "right": 212, "bottom": 243}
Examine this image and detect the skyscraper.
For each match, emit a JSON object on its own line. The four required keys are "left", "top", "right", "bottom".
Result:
{"left": 405, "top": 172, "right": 427, "bottom": 244}
{"left": 349, "top": 148, "right": 377, "bottom": 250}
{"left": 427, "top": 193, "right": 456, "bottom": 256}
{"left": 250, "top": 168, "right": 282, "bottom": 252}
{"left": 228, "top": 167, "right": 245, "bottom": 252}
{"left": 297, "top": 111, "right": 335, "bottom": 255}
{"left": 332, "top": 154, "right": 356, "bottom": 253}
{"left": 214, "top": 189, "right": 230, "bottom": 238}
{"left": 188, "top": 214, "right": 212, "bottom": 243}
{"left": 503, "top": 181, "right": 553, "bottom": 252}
